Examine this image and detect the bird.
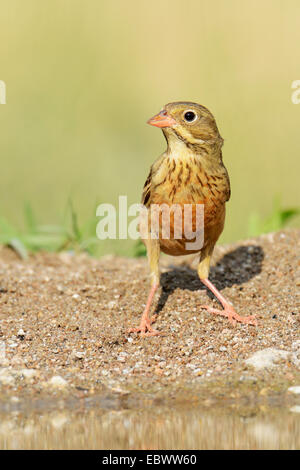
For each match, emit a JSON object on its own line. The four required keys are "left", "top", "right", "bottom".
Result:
{"left": 128, "top": 101, "right": 256, "bottom": 337}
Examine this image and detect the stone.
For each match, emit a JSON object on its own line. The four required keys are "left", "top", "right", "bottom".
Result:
{"left": 245, "top": 348, "right": 290, "bottom": 370}
{"left": 48, "top": 375, "right": 68, "bottom": 388}
{"left": 288, "top": 386, "right": 300, "bottom": 395}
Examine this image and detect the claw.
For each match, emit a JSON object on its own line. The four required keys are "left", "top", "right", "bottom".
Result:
{"left": 200, "top": 304, "right": 257, "bottom": 326}
{"left": 128, "top": 323, "right": 161, "bottom": 337}
{"left": 128, "top": 283, "right": 161, "bottom": 337}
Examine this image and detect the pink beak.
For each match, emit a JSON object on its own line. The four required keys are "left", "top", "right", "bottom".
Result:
{"left": 147, "top": 110, "right": 177, "bottom": 128}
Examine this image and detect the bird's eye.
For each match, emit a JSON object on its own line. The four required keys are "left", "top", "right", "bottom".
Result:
{"left": 184, "top": 111, "right": 197, "bottom": 122}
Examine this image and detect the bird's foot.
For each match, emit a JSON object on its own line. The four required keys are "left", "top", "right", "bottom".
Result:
{"left": 200, "top": 304, "right": 257, "bottom": 326}
{"left": 128, "top": 315, "right": 161, "bottom": 337}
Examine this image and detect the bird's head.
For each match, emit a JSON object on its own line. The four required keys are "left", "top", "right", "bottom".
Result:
{"left": 147, "top": 101, "right": 223, "bottom": 152}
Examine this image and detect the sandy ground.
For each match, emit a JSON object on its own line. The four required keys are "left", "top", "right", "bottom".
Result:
{"left": 0, "top": 229, "right": 299, "bottom": 409}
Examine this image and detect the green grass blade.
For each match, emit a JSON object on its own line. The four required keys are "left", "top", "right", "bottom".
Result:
{"left": 24, "top": 202, "right": 37, "bottom": 233}
{"left": 9, "top": 238, "right": 28, "bottom": 260}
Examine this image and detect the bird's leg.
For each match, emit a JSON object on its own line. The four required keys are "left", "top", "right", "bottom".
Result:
{"left": 128, "top": 236, "right": 161, "bottom": 337}
{"left": 198, "top": 253, "right": 257, "bottom": 326}
{"left": 128, "top": 282, "right": 160, "bottom": 336}
{"left": 200, "top": 278, "right": 257, "bottom": 325}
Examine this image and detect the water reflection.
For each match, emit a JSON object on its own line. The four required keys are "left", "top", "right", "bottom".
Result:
{"left": 0, "top": 405, "right": 299, "bottom": 449}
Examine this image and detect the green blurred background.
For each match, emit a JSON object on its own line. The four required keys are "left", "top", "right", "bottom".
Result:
{"left": 0, "top": 0, "right": 299, "bottom": 256}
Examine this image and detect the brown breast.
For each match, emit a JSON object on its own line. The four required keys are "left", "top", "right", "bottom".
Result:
{"left": 141, "top": 153, "right": 230, "bottom": 256}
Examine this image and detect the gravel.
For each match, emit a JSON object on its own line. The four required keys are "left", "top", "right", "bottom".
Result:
{"left": 0, "top": 229, "right": 299, "bottom": 407}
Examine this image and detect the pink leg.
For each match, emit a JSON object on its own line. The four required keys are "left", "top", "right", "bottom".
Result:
{"left": 128, "top": 283, "right": 161, "bottom": 337}
{"left": 200, "top": 278, "right": 257, "bottom": 326}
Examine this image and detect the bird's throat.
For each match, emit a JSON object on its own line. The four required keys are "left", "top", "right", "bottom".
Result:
{"left": 162, "top": 128, "right": 222, "bottom": 162}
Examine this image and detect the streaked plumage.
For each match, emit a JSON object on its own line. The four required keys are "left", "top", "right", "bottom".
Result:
{"left": 129, "top": 102, "right": 256, "bottom": 337}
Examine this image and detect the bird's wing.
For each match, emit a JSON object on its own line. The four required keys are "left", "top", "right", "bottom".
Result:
{"left": 222, "top": 167, "right": 231, "bottom": 202}
{"left": 141, "top": 154, "right": 167, "bottom": 208}
{"left": 141, "top": 168, "right": 152, "bottom": 208}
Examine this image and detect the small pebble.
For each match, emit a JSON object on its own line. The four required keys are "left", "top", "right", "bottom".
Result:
{"left": 288, "top": 386, "right": 300, "bottom": 395}
{"left": 17, "top": 329, "right": 25, "bottom": 340}
{"left": 74, "top": 352, "right": 85, "bottom": 360}
{"left": 48, "top": 375, "right": 68, "bottom": 388}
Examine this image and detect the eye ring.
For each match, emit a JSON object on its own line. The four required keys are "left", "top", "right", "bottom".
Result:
{"left": 183, "top": 110, "right": 197, "bottom": 123}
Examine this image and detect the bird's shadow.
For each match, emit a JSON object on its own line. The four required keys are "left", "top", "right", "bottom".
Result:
{"left": 155, "top": 245, "right": 264, "bottom": 314}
